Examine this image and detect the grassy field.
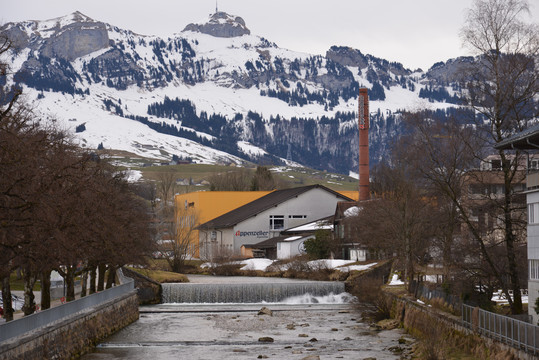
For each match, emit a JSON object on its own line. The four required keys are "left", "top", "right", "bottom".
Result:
{"left": 9, "top": 272, "right": 41, "bottom": 291}
{"left": 139, "top": 163, "right": 358, "bottom": 191}
{"left": 97, "top": 149, "right": 359, "bottom": 192}
{"left": 127, "top": 267, "right": 189, "bottom": 283}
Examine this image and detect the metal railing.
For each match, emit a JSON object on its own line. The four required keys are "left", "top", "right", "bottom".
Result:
{"left": 0, "top": 275, "right": 134, "bottom": 344}
{"left": 462, "top": 304, "right": 539, "bottom": 355}
{"left": 415, "top": 283, "right": 462, "bottom": 312}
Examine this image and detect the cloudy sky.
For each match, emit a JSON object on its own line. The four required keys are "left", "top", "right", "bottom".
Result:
{"left": 3, "top": 0, "right": 538, "bottom": 70}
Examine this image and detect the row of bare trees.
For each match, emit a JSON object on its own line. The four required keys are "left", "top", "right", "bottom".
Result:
{"left": 209, "top": 166, "right": 282, "bottom": 191}
{"left": 354, "top": 0, "right": 537, "bottom": 314}
{"left": 0, "top": 37, "right": 153, "bottom": 321}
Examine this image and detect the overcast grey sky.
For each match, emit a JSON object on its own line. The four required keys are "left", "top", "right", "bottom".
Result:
{"left": 3, "top": 0, "right": 538, "bottom": 70}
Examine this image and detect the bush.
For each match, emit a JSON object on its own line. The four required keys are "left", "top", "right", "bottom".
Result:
{"left": 264, "top": 256, "right": 343, "bottom": 281}
{"left": 350, "top": 277, "right": 392, "bottom": 321}
{"left": 303, "top": 230, "right": 332, "bottom": 259}
{"left": 210, "top": 263, "right": 243, "bottom": 276}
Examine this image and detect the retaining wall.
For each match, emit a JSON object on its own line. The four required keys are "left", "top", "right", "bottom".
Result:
{"left": 392, "top": 295, "right": 535, "bottom": 360}
{"left": 122, "top": 267, "right": 161, "bottom": 304}
{"left": 0, "top": 291, "right": 138, "bottom": 360}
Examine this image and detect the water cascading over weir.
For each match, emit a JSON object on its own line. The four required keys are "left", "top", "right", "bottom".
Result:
{"left": 161, "top": 278, "right": 346, "bottom": 303}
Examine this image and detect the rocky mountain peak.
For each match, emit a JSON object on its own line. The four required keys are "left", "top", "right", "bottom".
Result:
{"left": 69, "top": 11, "right": 94, "bottom": 23}
{"left": 1, "top": 11, "right": 109, "bottom": 62}
{"left": 183, "top": 11, "right": 250, "bottom": 38}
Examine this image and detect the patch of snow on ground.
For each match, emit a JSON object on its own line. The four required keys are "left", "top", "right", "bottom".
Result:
{"left": 338, "top": 262, "right": 377, "bottom": 272}
{"left": 237, "top": 141, "right": 267, "bottom": 156}
{"left": 344, "top": 206, "right": 360, "bottom": 217}
{"left": 388, "top": 274, "right": 404, "bottom": 286}
{"left": 125, "top": 170, "right": 143, "bottom": 182}
{"left": 491, "top": 290, "right": 528, "bottom": 305}
{"left": 204, "top": 258, "right": 376, "bottom": 273}
{"left": 308, "top": 259, "right": 357, "bottom": 269}
{"left": 240, "top": 258, "right": 275, "bottom": 271}
{"left": 270, "top": 166, "right": 289, "bottom": 173}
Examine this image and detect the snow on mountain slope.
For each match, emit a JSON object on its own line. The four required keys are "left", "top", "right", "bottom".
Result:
{"left": 1, "top": 11, "right": 465, "bottom": 174}
{"left": 29, "top": 86, "right": 246, "bottom": 164}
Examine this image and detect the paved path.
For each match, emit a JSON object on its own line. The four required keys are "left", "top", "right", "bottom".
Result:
{"left": 2, "top": 286, "right": 81, "bottom": 321}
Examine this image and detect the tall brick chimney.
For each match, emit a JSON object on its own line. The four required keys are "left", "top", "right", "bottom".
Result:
{"left": 358, "top": 88, "right": 370, "bottom": 201}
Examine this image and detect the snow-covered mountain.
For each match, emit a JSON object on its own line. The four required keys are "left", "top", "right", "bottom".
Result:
{"left": 1, "top": 11, "right": 466, "bottom": 174}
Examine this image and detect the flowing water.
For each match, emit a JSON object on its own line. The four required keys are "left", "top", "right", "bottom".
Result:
{"left": 162, "top": 281, "right": 345, "bottom": 303}
{"left": 82, "top": 276, "right": 413, "bottom": 359}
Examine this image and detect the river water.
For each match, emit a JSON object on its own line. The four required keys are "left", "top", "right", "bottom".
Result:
{"left": 82, "top": 276, "right": 413, "bottom": 359}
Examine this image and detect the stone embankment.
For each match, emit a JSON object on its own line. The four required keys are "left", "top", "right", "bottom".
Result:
{"left": 0, "top": 291, "right": 138, "bottom": 360}
{"left": 391, "top": 293, "right": 534, "bottom": 359}
{"left": 121, "top": 267, "right": 161, "bottom": 304}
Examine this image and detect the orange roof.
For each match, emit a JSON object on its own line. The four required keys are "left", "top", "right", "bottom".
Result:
{"left": 337, "top": 191, "right": 359, "bottom": 201}
{"left": 175, "top": 191, "right": 271, "bottom": 225}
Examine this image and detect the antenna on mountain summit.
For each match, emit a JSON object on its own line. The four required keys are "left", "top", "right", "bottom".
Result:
{"left": 216, "top": 0, "right": 219, "bottom": 13}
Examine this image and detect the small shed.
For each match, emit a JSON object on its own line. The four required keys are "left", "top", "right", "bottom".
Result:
{"left": 276, "top": 234, "right": 314, "bottom": 259}
{"left": 242, "top": 233, "right": 314, "bottom": 260}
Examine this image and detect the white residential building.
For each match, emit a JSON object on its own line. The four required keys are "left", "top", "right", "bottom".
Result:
{"left": 197, "top": 185, "right": 353, "bottom": 259}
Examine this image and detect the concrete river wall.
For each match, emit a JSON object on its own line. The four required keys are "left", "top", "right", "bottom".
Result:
{"left": 0, "top": 291, "right": 138, "bottom": 360}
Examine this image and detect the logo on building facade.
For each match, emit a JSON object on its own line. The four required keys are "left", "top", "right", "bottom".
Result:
{"left": 235, "top": 230, "right": 269, "bottom": 238}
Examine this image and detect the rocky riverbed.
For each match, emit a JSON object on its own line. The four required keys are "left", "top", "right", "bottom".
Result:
{"left": 82, "top": 303, "right": 415, "bottom": 359}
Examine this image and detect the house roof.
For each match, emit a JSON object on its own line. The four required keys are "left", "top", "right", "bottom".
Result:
{"left": 242, "top": 234, "right": 313, "bottom": 249}
{"left": 334, "top": 201, "right": 358, "bottom": 218}
{"left": 281, "top": 215, "right": 334, "bottom": 234}
{"left": 197, "top": 184, "right": 353, "bottom": 230}
{"left": 495, "top": 124, "right": 539, "bottom": 150}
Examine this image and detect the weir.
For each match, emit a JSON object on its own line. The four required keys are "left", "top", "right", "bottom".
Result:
{"left": 161, "top": 281, "right": 345, "bottom": 303}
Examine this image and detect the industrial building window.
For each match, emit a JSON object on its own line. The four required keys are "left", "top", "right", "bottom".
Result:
{"left": 529, "top": 203, "right": 539, "bottom": 224}
{"left": 270, "top": 215, "right": 285, "bottom": 230}
{"left": 530, "top": 260, "right": 539, "bottom": 280}
{"left": 289, "top": 215, "right": 307, "bottom": 219}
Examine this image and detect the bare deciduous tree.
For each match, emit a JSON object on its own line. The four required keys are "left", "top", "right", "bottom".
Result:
{"left": 457, "top": 0, "right": 539, "bottom": 314}
{"left": 209, "top": 168, "right": 252, "bottom": 191}
{"left": 1, "top": 33, "right": 153, "bottom": 315}
{"left": 357, "top": 163, "right": 436, "bottom": 292}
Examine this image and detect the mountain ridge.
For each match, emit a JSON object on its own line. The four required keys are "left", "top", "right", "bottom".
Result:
{"left": 1, "top": 11, "right": 469, "bottom": 175}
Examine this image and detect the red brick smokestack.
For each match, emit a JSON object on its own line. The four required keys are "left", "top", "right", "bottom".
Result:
{"left": 358, "top": 88, "right": 370, "bottom": 201}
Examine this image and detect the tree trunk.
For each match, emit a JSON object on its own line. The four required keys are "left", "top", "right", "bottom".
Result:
{"left": 502, "top": 161, "right": 523, "bottom": 315}
{"left": 89, "top": 265, "right": 97, "bottom": 294}
{"left": 406, "top": 250, "right": 415, "bottom": 294}
{"left": 1, "top": 276, "right": 14, "bottom": 321}
{"left": 97, "top": 264, "right": 106, "bottom": 291}
{"left": 65, "top": 266, "right": 76, "bottom": 302}
{"left": 80, "top": 271, "right": 88, "bottom": 297}
{"left": 22, "top": 270, "right": 36, "bottom": 316}
{"left": 40, "top": 270, "right": 51, "bottom": 310}
{"left": 505, "top": 215, "right": 523, "bottom": 314}
{"left": 106, "top": 266, "right": 116, "bottom": 289}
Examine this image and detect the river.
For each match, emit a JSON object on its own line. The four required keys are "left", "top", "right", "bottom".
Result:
{"left": 82, "top": 276, "right": 413, "bottom": 359}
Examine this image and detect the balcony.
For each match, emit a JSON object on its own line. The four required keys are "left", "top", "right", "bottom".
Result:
{"left": 527, "top": 171, "right": 539, "bottom": 190}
